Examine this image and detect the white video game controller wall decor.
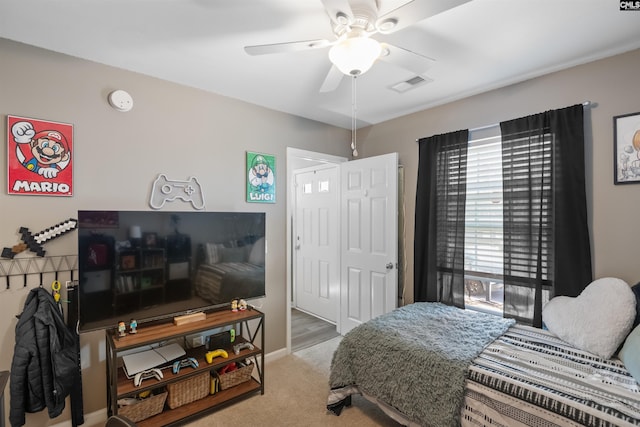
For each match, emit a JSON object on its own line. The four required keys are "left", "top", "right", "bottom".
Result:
{"left": 149, "top": 174, "right": 205, "bottom": 210}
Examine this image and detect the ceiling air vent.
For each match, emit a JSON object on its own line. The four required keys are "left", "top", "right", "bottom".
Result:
{"left": 390, "top": 75, "right": 432, "bottom": 93}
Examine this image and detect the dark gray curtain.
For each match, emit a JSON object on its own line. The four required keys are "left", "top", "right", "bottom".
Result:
{"left": 500, "top": 104, "right": 592, "bottom": 326}
{"left": 414, "top": 130, "right": 469, "bottom": 307}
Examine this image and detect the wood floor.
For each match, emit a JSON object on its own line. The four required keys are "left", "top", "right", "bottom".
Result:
{"left": 291, "top": 308, "right": 340, "bottom": 352}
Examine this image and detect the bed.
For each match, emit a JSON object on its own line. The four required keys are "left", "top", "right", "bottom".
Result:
{"left": 193, "top": 237, "right": 265, "bottom": 305}
{"left": 327, "top": 278, "right": 640, "bottom": 427}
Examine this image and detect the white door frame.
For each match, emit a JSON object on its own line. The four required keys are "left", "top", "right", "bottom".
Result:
{"left": 286, "top": 147, "right": 347, "bottom": 354}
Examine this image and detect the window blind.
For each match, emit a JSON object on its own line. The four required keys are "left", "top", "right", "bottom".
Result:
{"left": 464, "top": 135, "right": 504, "bottom": 278}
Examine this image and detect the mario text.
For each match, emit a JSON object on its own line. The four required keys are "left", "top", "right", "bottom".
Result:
{"left": 12, "top": 180, "right": 71, "bottom": 194}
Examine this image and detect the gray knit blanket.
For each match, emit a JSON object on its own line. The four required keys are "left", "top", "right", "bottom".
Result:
{"left": 327, "top": 302, "right": 515, "bottom": 427}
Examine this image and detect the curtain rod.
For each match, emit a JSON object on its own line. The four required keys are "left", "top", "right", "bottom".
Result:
{"left": 468, "top": 101, "right": 592, "bottom": 133}
{"left": 416, "top": 101, "right": 592, "bottom": 141}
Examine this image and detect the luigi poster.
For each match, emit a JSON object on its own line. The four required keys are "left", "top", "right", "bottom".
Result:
{"left": 246, "top": 151, "right": 275, "bottom": 203}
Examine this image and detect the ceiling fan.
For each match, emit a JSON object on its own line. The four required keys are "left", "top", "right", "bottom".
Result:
{"left": 244, "top": 0, "right": 466, "bottom": 93}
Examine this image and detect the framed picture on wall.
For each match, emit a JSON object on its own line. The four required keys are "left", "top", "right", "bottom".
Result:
{"left": 7, "top": 115, "right": 74, "bottom": 196}
{"left": 246, "top": 151, "right": 276, "bottom": 203}
{"left": 614, "top": 111, "right": 640, "bottom": 185}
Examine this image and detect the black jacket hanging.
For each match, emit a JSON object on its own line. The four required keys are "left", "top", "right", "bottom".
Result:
{"left": 9, "top": 287, "right": 82, "bottom": 427}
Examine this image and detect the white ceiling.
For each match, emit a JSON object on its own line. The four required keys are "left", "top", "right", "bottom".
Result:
{"left": 1, "top": 0, "right": 639, "bottom": 129}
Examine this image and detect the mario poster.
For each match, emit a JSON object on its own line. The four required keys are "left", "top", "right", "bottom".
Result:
{"left": 246, "top": 151, "right": 276, "bottom": 203}
{"left": 7, "top": 115, "right": 73, "bottom": 196}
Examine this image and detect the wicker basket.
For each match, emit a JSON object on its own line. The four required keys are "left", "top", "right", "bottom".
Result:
{"left": 217, "top": 362, "right": 254, "bottom": 390}
{"left": 118, "top": 391, "right": 167, "bottom": 423}
{"left": 166, "top": 372, "right": 210, "bottom": 409}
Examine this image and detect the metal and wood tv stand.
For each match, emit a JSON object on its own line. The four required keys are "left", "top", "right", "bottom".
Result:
{"left": 106, "top": 309, "right": 264, "bottom": 426}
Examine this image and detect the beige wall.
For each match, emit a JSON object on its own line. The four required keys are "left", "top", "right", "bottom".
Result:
{"left": 2, "top": 36, "right": 639, "bottom": 426}
{"left": 0, "top": 38, "right": 350, "bottom": 425}
{"left": 360, "top": 48, "right": 640, "bottom": 304}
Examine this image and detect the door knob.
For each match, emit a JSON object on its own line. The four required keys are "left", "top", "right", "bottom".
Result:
{"left": 386, "top": 262, "right": 394, "bottom": 270}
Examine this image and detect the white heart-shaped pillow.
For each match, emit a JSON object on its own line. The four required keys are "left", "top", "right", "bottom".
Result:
{"left": 542, "top": 277, "right": 636, "bottom": 359}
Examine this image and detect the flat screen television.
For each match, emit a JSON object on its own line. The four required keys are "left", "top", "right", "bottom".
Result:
{"left": 77, "top": 210, "right": 266, "bottom": 332}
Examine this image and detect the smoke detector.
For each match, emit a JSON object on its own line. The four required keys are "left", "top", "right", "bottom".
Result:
{"left": 108, "top": 90, "right": 134, "bottom": 112}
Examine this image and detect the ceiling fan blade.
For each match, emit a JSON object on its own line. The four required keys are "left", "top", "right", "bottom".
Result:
{"left": 378, "top": 43, "right": 435, "bottom": 75}
{"left": 376, "top": 0, "right": 471, "bottom": 34}
{"left": 244, "top": 39, "right": 332, "bottom": 56}
{"left": 319, "top": 65, "right": 344, "bottom": 93}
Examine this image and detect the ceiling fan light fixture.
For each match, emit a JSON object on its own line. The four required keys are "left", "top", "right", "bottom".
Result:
{"left": 328, "top": 36, "right": 382, "bottom": 76}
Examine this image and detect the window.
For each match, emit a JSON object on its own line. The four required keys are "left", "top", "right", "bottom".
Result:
{"left": 464, "top": 128, "right": 504, "bottom": 315}
{"left": 463, "top": 125, "right": 555, "bottom": 316}
{"left": 415, "top": 104, "right": 591, "bottom": 327}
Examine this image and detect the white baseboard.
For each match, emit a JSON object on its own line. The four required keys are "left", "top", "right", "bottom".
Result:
{"left": 264, "top": 346, "right": 288, "bottom": 363}
{"left": 49, "top": 347, "right": 287, "bottom": 427}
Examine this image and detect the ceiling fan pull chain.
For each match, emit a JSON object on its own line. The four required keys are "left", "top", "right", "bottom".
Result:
{"left": 352, "top": 75, "right": 358, "bottom": 157}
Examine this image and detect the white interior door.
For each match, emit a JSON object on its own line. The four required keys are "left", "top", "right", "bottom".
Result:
{"left": 339, "top": 153, "right": 398, "bottom": 335}
{"left": 293, "top": 165, "right": 340, "bottom": 322}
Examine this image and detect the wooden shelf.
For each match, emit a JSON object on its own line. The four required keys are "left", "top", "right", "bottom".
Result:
{"left": 116, "top": 340, "right": 261, "bottom": 397}
{"left": 106, "top": 308, "right": 264, "bottom": 426}
{"left": 137, "top": 379, "right": 262, "bottom": 427}
{"left": 108, "top": 309, "right": 262, "bottom": 351}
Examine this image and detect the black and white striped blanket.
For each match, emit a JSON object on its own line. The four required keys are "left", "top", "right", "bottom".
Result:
{"left": 464, "top": 324, "right": 640, "bottom": 426}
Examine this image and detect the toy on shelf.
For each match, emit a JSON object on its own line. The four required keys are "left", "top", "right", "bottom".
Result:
{"left": 205, "top": 349, "right": 229, "bottom": 364}
{"left": 129, "top": 319, "right": 138, "bottom": 334}
{"left": 238, "top": 299, "right": 247, "bottom": 311}
{"left": 133, "top": 368, "right": 163, "bottom": 387}
{"left": 118, "top": 321, "right": 127, "bottom": 338}
{"left": 233, "top": 342, "right": 254, "bottom": 355}
{"left": 231, "top": 298, "right": 239, "bottom": 312}
{"left": 172, "top": 357, "right": 199, "bottom": 374}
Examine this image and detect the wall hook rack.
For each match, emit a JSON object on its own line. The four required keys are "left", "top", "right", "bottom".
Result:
{"left": 0, "top": 254, "right": 78, "bottom": 289}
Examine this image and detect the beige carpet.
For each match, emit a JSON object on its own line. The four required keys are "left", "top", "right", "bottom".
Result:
{"left": 185, "top": 337, "right": 400, "bottom": 426}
